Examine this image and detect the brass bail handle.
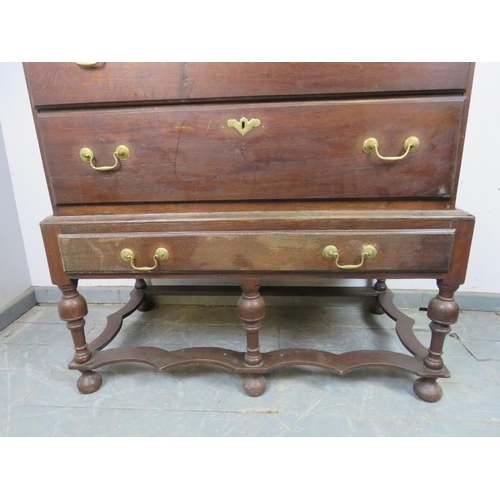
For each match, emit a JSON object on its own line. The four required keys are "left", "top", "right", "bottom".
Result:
{"left": 323, "top": 244, "right": 378, "bottom": 270}
{"left": 79, "top": 145, "right": 130, "bottom": 171}
{"left": 120, "top": 248, "right": 170, "bottom": 272}
{"left": 363, "top": 136, "right": 420, "bottom": 161}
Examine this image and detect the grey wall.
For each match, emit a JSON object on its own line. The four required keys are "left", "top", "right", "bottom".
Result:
{"left": 0, "top": 123, "right": 31, "bottom": 308}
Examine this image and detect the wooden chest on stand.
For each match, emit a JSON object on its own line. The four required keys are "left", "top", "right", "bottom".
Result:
{"left": 24, "top": 62, "right": 475, "bottom": 402}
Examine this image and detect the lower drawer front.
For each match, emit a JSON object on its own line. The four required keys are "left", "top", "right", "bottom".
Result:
{"left": 58, "top": 230, "right": 455, "bottom": 274}
{"left": 39, "top": 97, "right": 463, "bottom": 204}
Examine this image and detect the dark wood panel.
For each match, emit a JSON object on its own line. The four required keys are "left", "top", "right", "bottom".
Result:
{"left": 24, "top": 61, "right": 476, "bottom": 400}
{"left": 49, "top": 271, "right": 452, "bottom": 282}
{"left": 24, "top": 63, "right": 471, "bottom": 108}
{"left": 24, "top": 63, "right": 183, "bottom": 108}
{"left": 58, "top": 230, "right": 455, "bottom": 274}
{"left": 184, "top": 63, "right": 470, "bottom": 99}
{"left": 54, "top": 199, "right": 454, "bottom": 216}
{"left": 42, "top": 209, "right": 474, "bottom": 233}
{"left": 70, "top": 345, "right": 450, "bottom": 377}
{"left": 37, "top": 97, "right": 464, "bottom": 204}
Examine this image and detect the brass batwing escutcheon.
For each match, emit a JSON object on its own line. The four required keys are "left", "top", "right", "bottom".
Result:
{"left": 363, "top": 136, "right": 420, "bottom": 161}
{"left": 323, "top": 244, "right": 378, "bottom": 270}
{"left": 120, "top": 247, "right": 170, "bottom": 272}
{"left": 79, "top": 145, "right": 130, "bottom": 171}
{"left": 227, "top": 117, "right": 261, "bottom": 136}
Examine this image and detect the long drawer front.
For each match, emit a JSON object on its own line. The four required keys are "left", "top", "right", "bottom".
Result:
{"left": 38, "top": 97, "right": 464, "bottom": 204}
{"left": 24, "top": 62, "right": 471, "bottom": 108}
{"left": 58, "top": 230, "right": 455, "bottom": 274}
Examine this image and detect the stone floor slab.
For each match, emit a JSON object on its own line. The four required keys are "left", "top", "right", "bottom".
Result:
{"left": 1, "top": 405, "right": 287, "bottom": 437}
{"left": 460, "top": 340, "right": 500, "bottom": 361}
{"left": 2, "top": 302, "right": 500, "bottom": 437}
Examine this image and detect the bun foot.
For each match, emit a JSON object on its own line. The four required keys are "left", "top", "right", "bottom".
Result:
{"left": 77, "top": 370, "right": 103, "bottom": 394}
{"left": 243, "top": 374, "right": 267, "bottom": 397}
{"left": 138, "top": 297, "right": 154, "bottom": 312}
{"left": 413, "top": 377, "right": 443, "bottom": 402}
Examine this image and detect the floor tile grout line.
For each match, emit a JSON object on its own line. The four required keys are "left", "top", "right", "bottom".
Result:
{"left": 455, "top": 334, "right": 481, "bottom": 360}
{"left": 13, "top": 403, "right": 280, "bottom": 415}
{"left": 7, "top": 402, "right": 500, "bottom": 426}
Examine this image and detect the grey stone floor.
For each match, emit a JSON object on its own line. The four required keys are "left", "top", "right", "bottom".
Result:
{"left": 1, "top": 297, "right": 499, "bottom": 436}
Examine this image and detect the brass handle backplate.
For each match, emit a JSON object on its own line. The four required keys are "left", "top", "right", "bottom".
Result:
{"left": 323, "top": 244, "right": 378, "bottom": 270}
{"left": 120, "top": 248, "right": 169, "bottom": 272}
{"left": 227, "top": 117, "right": 261, "bottom": 136}
{"left": 363, "top": 136, "right": 420, "bottom": 161}
{"left": 79, "top": 145, "right": 130, "bottom": 171}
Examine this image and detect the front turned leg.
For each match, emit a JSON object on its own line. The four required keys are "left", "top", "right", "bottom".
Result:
{"left": 238, "top": 278, "right": 266, "bottom": 397}
{"left": 413, "top": 280, "right": 459, "bottom": 402}
{"left": 58, "top": 280, "right": 102, "bottom": 394}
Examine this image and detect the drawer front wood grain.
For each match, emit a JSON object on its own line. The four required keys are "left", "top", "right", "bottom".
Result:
{"left": 38, "top": 97, "right": 465, "bottom": 205}
{"left": 24, "top": 63, "right": 471, "bottom": 108}
{"left": 182, "top": 63, "right": 470, "bottom": 100}
{"left": 58, "top": 230, "right": 455, "bottom": 274}
{"left": 24, "top": 63, "right": 183, "bottom": 108}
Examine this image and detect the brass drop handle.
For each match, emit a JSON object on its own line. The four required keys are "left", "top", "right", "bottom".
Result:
{"left": 120, "top": 248, "right": 169, "bottom": 272}
{"left": 79, "top": 145, "right": 130, "bottom": 171}
{"left": 323, "top": 245, "right": 378, "bottom": 270}
{"left": 75, "top": 62, "right": 100, "bottom": 67}
{"left": 363, "top": 136, "right": 420, "bottom": 161}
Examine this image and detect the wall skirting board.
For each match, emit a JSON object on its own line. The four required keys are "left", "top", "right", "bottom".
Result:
{"left": 1, "top": 285, "right": 499, "bottom": 332}
{"left": 0, "top": 288, "right": 37, "bottom": 331}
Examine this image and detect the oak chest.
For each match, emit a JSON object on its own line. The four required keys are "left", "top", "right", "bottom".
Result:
{"left": 24, "top": 62, "right": 475, "bottom": 402}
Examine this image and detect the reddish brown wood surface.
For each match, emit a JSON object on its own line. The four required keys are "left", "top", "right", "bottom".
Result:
{"left": 41, "top": 209, "right": 475, "bottom": 233}
{"left": 183, "top": 63, "right": 471, "bottom": 100}
{"left": 54, "top": 200, "right": 454, "bottom": 216}
{"left": 37, "top": 97, "right": 464, "bottom": 205}
{"left": 24, "top": 63, "right": 183, "bottom": 108}
{"left": 237, "top": 279, "right": 267, "bottom": 395}
{"left": 24, "top": 62, "right": 471, "bottom": 108}
{"left": 414, "top": 280, "right": 461, "bottom": 402}
{"left": 24, "top": 63, "right": 476, "bottom": 400}
{"left": 69, "top": 345, "right": 450, "bottom": 378}
{"left": 41, "top": 223, "right": 69, "bottom": 285}
{"left": 40, "top": 210, "right": 474, "bottom": 285}
{"left": 57, "top": 229, "right": 455, "bottom": 274}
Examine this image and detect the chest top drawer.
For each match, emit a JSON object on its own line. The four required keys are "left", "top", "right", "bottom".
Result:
{"left": 24, "top": 62, "right": 471, "bottom": 108}
{"left": 38, "top": 96, "right": 464, "bottom": 205}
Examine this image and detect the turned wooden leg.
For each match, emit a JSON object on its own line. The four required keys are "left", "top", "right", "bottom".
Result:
{"left": 58, "top": 280, "right": 102, "bottom": 394}
{"left": 238, "top": 278, "right": 266, "bottom": 397}
{"left": 136, "top": 279, "right": 154, "bottom": 312}
{"left": 369, "top": 279, "right": 386, "bottom": 315}
{"left": 413, "top": 280, "right": 459, "bottom": 402}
